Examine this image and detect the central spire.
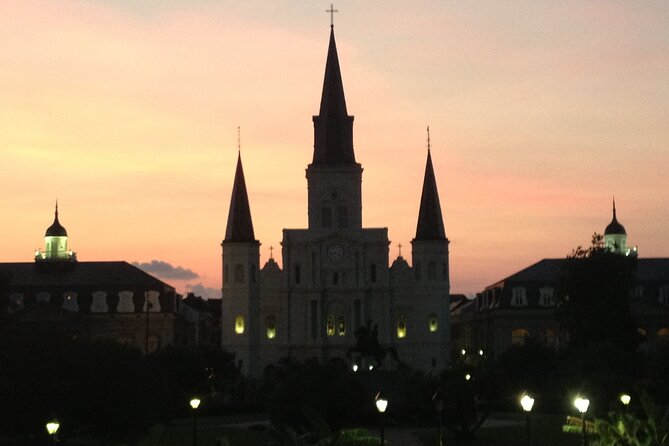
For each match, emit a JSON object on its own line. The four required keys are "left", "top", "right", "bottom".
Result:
{"left": 312, "top": 27, "right": 356, "bottom": 165}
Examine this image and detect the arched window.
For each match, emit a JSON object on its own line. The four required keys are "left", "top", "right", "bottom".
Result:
{"left": 266, "top": 316, "right": 276, "bottom": 339}
{"left": 234, "top": 264, "right": 244, "bottom": 283}
{"left": 326, "top": 315, "right": 335, "bottom": 337}
{"left": 337, "top": 317, "right": 346, "bottom": 336}
{"left": 235, "top": 316, "right": 245, "bottom": 334}
{"left": 541, "top": 328, "right": 557, "bottom": 347}
{"left": 397, "top": 315, "right": 407, "bottom": 339}
{"left": 511, "top": 328, "right": 529, "bottom": 345}
{"left": 428, "top": 314, "right": 438, "bottom": 333}
{"left": 427, "top": 261, "right": 436, "bottom": 280}
{"left": 658, "top": 327, "right": 669, "bottom": 344}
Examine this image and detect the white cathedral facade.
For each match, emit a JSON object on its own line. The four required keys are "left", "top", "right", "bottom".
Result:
{"left": 221, "top": 27, "right": 450, "bottom": 376}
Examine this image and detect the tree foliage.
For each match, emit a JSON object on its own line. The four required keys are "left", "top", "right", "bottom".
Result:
{"left": 557, "top": 233, "right": 638, "bottom": 352}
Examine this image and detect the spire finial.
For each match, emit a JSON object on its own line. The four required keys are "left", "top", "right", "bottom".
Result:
{"left": 326, "top": 3, "right": 338, "bottom": 28}
{"left": 427, "top": 126, "right": 431, "bottom": 153}
{"left": 269, "top": 245, "right": 274, "bottom": 259}
{"left": 613, "top": 195, "right": 616, "bottom": 220}
{"left": 237, "top": 126, "right": 241, "bottom": 154}
{"left": 398, "top": 243, "right": 403, "bottom": 257}
{"left": 55, "top": 200, "right": 59, "bottom": 219}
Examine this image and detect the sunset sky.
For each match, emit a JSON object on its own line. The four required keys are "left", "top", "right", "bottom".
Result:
{"left": 2, "top": 1, "right": 668, "bottom": 298}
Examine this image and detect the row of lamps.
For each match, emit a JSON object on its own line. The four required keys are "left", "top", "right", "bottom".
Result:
{"left": 520, "top": 392, "right": 631, "bottom": 446}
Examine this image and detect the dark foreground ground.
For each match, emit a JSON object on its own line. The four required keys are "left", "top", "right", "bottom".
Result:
{"left": 149, "top": 412, "right": 582, "bottom": 446}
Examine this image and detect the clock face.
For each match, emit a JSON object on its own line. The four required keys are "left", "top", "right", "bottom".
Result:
{"left": 328, "top": 244, "right": 344, "bottom": 261}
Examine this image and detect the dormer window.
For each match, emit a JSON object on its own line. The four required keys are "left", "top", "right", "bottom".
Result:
{"left": 511, "top": 287, "right": 527, "bottom": 307}
{"left": 538, "top": 287, "right": 555, "bottom": 307}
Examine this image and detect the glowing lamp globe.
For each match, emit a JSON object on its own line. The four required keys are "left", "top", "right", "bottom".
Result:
{"left": 520, "top": 394, "right": 535, "bottom": 412}
{"left": 375, "top": 397, "right": 388, "bottom": 413}
{"left": 574, "top": 397, "right": 590, "bottom": 414}
{"left": 620, "top": 394, "right": 631, "bottom": 405}
{"left": 190, "top": 398, "right": 201, "bottom": 410}
{"left": 46, "top": 421, "right": 60, "bottom": 435}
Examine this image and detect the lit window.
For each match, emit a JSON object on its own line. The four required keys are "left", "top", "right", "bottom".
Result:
{"left": 511, "top": 328, "right": 529, "bottom": 345}
{"left": 326, "top": 315, "right": 335, "bottom": 337}
{"left": 658, "top": 327, "right": 669, "bottom": 343}
{"left": 266, "top": 316, "right": 276, "bottom": 339}
{"left": 235, "top": 316, "right": 245, "bottom": 334}
{"left": 338, "top": 317, "right": 346, "bottom": 336}
{"left": 429, "top": 314, "right": 438, "bottom": 333}
{"left": 397, "top": 316, "right": 407, "bottom": 339}
{"left": 511, "top": 288, "right": 527, "bottom": 307}
{"left": 538, "top": 287, "right": 555, "bottom": 307}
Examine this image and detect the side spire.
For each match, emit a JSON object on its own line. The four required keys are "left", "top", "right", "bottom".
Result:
{"left": 224, "top": 150, "right": 256, "bottom": 243}
{"left": 414, "top": 127, "right": 447, "bottom": 241}
{"left": 311, "top": 26, "right": 356, "bottom": 165}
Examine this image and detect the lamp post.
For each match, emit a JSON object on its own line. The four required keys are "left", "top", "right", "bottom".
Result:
{"left": 620, "top": 393, "right": 631, "bottom": 406}
{"left": 375, "top": 392, "right": 388, "bottom": 446}
{"left": 190, "top": 398, "right": 201, "bottom": 446}
{"left": 46, "top": 420, "right": 60, "bottom": 444}
{"left": 432, "top": 388, "right": 444, "bottom": 446}
{"left": 520, "top": 394, "right": 535, "bottom": 446}
{"left": 574, "top": 397, "right": 590, "bottom": 446}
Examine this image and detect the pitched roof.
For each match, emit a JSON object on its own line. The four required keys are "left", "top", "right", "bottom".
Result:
{"left": 414, "top": 149, "right": 447, "bottom": 241}
{"left": 486, "top": 257, "right": 669, "bottom": 289}
{"left": 0, "top": 261, "right": 174, "bottom": 291}
{"left": 224, "top": 153, "right": 256, "bottom": 243}
{"left": 311, "top": 27, "right": 356, "bottom": 166}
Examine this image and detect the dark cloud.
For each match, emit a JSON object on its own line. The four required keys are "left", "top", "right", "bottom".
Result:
{"left": 186, "top": 283, "right": 220, "bottom": 300}
{"left": 133, "top": 260, "right": 199, "bottom": 280}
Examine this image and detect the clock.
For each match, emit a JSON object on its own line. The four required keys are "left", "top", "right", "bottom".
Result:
{"left": 327, "top": 244, "right": 344, "bottom": 261}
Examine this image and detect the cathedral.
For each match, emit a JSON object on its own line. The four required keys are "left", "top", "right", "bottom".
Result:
{"left": 221, "top": 26, "right": 450, "bottom": 376}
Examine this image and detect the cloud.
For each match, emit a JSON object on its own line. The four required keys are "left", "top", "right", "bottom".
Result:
{"left": 186, "top": 283, "right": 220, "bottom": 300}
{"left": 133, "top": 260, "right": 199, "bottom": 280}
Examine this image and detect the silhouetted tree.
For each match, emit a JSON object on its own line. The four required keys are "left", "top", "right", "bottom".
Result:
{"left": 557, "top": 233, "right": 638, "bottom": 352}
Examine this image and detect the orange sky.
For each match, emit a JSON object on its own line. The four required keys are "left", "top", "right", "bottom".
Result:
{"left": 2, "top": 1, "right": 668, "bottom": 297}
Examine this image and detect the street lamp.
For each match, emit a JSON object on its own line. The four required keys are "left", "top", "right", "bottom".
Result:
{"left": 620, "top": 393, "right": 631, "bottom": 406}
{"left": 574, "top": 397, "right": 590, "bottom": 446}
{"left": 46, "top": 420, "right": 60, "bottom": 444}
{"left": 375, "top": 392, "right": 388, "bottom": 446}
{"left": 432, "top": 388, "right": 444, "bottom": 446}
{"left": 520, "top": 394, "right": 535, "bottom": 446}
{"left": 190, "top": 398, "right": 201, "bottom": 446}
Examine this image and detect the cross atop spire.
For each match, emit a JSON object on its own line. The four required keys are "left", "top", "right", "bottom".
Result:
{"left": 269, "top": 245, "right": 274, "bottom": 259}
{"left": 398, "top": 243, "right": 403, "bottom": 257}
{"left": 237, "top": 126, "right": 241, "bottom": 153}
{"left": 326, "top": 4, "right": 338, "bottom": 28}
